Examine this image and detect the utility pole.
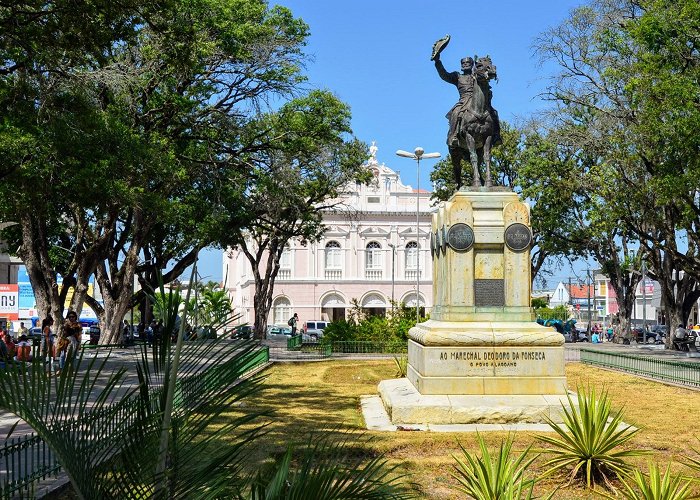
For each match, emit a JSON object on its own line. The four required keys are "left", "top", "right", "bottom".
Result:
{"left": 587, "top": 269, "right": 592, "bottom": 336}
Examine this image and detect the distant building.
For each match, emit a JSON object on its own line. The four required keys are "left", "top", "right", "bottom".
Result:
{"left": 0, "top": 232, "right": 21, "bottom": 331}
{"left": 223, "top": 143, "right": 434, "bottom": 326}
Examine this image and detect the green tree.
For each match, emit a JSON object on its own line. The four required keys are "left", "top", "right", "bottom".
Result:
{"left": 218, "top": 90, "right": 370, "bottom": 339}
{"left": 534, "top": 0, "right": 700, "bottom": 344}
{"left": 0, "top": 0, "right": 312, "bottom": 343}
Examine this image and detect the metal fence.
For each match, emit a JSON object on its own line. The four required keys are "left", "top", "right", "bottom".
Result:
{"left": 270, "top": 340, "right": 584, "bottom": 362}
{"left": 581, "top": 348, "right": 700, "bottom": 388}
{"left": 0, "top": 345, "right": 269, "bottom": 499}
{"left": 0, "top": 434, "right": 60, "bottom": 499}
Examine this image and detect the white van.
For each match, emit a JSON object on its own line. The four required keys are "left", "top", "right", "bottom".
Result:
{"left": 302, "top": 321, "right": 327, "bottom": 341}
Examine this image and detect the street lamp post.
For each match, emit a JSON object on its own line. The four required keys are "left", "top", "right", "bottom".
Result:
{"left": 641, "top": 261, "right": 647, "bottom": 343}
{"left": 396, "top": 147, "right": 441, "bottom": 323}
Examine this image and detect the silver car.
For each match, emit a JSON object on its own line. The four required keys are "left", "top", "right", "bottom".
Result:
{"left": 302, "top": 321, "right": 327, "bottom": 342}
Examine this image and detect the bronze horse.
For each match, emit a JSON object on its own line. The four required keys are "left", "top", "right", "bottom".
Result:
{"left": 448, "top": 56, "right": 500, "bottom": 189}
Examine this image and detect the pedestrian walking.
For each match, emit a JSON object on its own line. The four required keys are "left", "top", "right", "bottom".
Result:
{"left": 288, "top": 313, "right": 299, "bottom": 336}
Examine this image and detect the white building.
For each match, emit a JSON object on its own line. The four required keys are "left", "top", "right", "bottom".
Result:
{"left": 223, "top": 143, "right": 435, "bottom": 326}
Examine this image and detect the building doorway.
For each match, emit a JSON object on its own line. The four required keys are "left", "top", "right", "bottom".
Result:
{"left": 321, "top": 292, "right": 346, "bottom": 322}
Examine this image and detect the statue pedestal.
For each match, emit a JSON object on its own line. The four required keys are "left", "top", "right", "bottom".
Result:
{"left": 377, "top": 189, "right": 574, "bottom": 425}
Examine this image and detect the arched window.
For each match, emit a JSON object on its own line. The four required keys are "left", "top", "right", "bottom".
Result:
{"left": 278, "top": 245, "right": 292, "bottom": 279}
{"left": 272, "top": 297, "right": 292, "bottom": 325}
{"left": 405, "top": 241, "right": 420, "bottom": 279}
{"left": 365, "top": 241, "right": 382, "bottom": 279}
{"left": 405, "top": 241, "right": 418, "bottom": 270}
{"left": 325, "top": 241, "right": 342, "bottom": 279}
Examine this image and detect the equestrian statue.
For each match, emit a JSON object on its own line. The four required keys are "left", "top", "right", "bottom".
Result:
{"left": 431, "top": 35, "right": 501, "bottom": 189}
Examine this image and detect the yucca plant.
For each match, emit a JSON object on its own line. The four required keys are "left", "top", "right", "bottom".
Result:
{"left": 393, "top": 354, "right": 408, "bottom": 377}
{"left": 597, "top": 463, "right": 694, "bottom": 500}
{"left": 536, "top": 386, "right": 648, "bottom": 490}
{"left": 682, "top": 446, "right": 700, "bottom": 480}
{"left": 453, "top": 433, "right": 550, "bottom": 500}
{"left": 249, "top": 432, "right": 418, "bottom": 499}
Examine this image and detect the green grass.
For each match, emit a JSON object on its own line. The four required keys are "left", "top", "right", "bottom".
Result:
{"left": 224, "top": 360, "right": 700, "bottom": 499}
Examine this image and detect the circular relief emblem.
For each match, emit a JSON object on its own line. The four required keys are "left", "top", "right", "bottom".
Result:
{"left": 447, "top": 223, "right": 475, "bottom": 252}
{"left": 504, "top": 223, "right": 532, "bottom": 252}
{"left": 440, "top": 225, "right": 447, "bottom": 255}
{"left": 430, "top": 230, "right": 436, "bottom": 258}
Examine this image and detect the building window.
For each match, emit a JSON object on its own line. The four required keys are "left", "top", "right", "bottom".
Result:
{"left": 365, "top": 241, "right": 382, "bottom": 280}
{"left": 272, "top": 297, "right": 292, "bottom": 325}
{"left": 325, "top": 241, "right": 342, "bottom": 280}
{"left": 405, "top": 241, "right": 419, "bottom": 279}
{"left": 278, "top": 245, "right": 291, "bottom": 280}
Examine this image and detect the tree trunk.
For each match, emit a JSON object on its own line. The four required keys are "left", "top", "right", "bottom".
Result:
{"left": 242, "top": 237, "right": 284, "bottom": 340}
{"left": 597, "top": 237, "right": 642, "bottom": 343}
{"left": 17, "top": 213, "right": 63, "bottom": 323}
{"left": 645, "top": 232, "right": 700, "bottom": 349}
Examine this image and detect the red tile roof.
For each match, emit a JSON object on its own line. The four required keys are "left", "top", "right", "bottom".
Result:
{"left": 566, "top": 284, "right": 594, "bottom": 299}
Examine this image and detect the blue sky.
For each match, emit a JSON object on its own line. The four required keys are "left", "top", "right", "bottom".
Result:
{"left": 197, "top": 0, "right": 587, "bottom": 284}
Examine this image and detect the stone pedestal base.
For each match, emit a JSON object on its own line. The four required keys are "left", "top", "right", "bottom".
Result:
{"left": 406, "top": 320, "right": 567, "bottom": 395}
{"left": 378, "top": 378, "right": 575, "bottom": 425}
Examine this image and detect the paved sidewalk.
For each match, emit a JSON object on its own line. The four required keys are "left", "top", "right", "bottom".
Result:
{"left": 0, "top": 347, "right": 144, "bottom": 499}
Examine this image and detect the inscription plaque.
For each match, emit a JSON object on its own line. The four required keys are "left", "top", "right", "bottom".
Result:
{"left": 474, "top": 279, "right": 505, "bottom": 307}
{"left": 447, "top": 223, "right": 474, "bottom": 252}
{"left": 504, "top": 223, "right": 532, "bottom": 252}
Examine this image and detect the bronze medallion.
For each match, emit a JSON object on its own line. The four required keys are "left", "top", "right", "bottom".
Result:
{"left": 447, "top": 223, "right": 475, "bottom": 252}
{"left": 504, "top": 223, "right": 532, "bottom": 252}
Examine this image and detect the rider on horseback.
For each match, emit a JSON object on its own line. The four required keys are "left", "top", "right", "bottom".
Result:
{"left": 431, "top": 35, "right": 502, "bottom": 188}
{"left": 432, "top": 50, "right": 502, "bottom": 149}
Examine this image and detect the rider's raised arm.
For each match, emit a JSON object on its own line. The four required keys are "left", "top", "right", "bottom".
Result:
{"left": 434, "top": 58, "right": 458, "bottom": 85}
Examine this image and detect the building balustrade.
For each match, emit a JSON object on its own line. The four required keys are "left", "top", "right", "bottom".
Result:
{"left": 325, "top": 269, "right": 342, "bottom": 280}
{"left": 405, "top": 269, "right": 421, "bottom": 280}
{"left": 365, "top": 269, "right": 382, "bottom": 280}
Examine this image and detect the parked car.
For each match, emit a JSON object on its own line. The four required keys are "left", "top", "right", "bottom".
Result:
{"left": 634, "top": 327, "right": 663, "bottom": 344}
{"left": 267, "top": 325, "right": 292, "bottom": 337}
{"left": 302, "top": 321, "right": 327, "bottom": 341}
{"left": 229, "top": 325, "right": 253, "bottom": 340}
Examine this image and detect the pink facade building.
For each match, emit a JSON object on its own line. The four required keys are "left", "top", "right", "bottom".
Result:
{"left": 223, "top": 144, "right": 435, "bottom": 327}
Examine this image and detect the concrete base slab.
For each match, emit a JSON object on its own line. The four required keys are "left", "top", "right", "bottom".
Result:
{"left": 361, "top": 395, "right": 560, "bottom": 432}
{"left": 377, "top": 378, "right": 577, "bottom": 425}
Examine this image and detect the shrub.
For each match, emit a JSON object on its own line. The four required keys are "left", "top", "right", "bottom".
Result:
{"left": 251, "top": 433, "right": 418, "bottom": 499}
{"left": 453, "top": 433, "right": 549, "bottom": 499}
{"left": 597, "top": 463, "right": 693, "bottom": 500}
{"left": 537, "top": 386, "right": 648, "bottom": 489}
{"left": 322, "top": 319, "right": 357, "bottom": 343}
{"left": 393, "top": 354, "right": 408, "bottom": 377}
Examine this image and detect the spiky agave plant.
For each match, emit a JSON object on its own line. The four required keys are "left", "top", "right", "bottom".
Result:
{"left": 536, "top": 386, "right": 648, "bottom": 490}
{"left": 393, "top": 354, "right": 408, "bottom": 377}
{"left": 249, "top": 432, "right": 418, "bottom": 499}
{"left": 596, "top": 462, "right": 694, "bottom": 500}
{"left": 681, "top": 445, "right": 700, "bottom": 479}
{"left": 452, "top": 433, "right": 551, "bottom": 500}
